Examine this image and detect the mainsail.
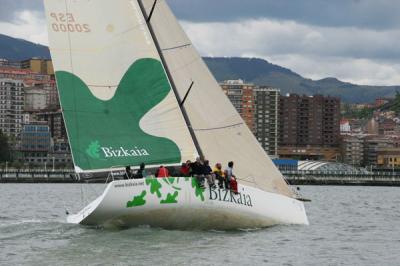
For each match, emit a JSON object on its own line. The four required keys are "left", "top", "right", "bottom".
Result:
{"left": 44, "top": 0, "right": 199, "bottom": 172}
{"left": 140, "top": 0, "right": 293, "bottom": 197}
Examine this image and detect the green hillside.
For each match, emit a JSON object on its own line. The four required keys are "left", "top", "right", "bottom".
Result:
{"left": 0, "top": 34, "right": 50, "bottom": 61}
{"left": 1, "top": 34, "right": 398, "bottom": 103}
{"left": 204, "top": 57, "right": 400, "bottom": 103}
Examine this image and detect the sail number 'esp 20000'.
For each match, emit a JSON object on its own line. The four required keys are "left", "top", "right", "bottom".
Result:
{"left": 49, "top": 12, "right": 91, "bottom": 33}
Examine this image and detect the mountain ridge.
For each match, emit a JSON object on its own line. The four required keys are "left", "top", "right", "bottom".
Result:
{"left": 1, "top": 34, "right": 398, "bottom": 103}
{"left": 203, "top": 57, "right": 400, "bottom": 103}
{"left": 0, "top": 34, "right": 50, "bottom": 61}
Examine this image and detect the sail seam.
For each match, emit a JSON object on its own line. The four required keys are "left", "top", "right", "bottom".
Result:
{"left": 162, "top": 43, "right": 191, "bottom": 51}
{"left": 192, "top": 122, "right": 244, "bottom": 131}
{"left": 86, "top": 85, "right": 118, "bottom": 88}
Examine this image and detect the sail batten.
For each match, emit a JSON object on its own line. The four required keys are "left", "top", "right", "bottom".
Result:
{"left": 142, "top": 0, "right": 294, "bottom": 197}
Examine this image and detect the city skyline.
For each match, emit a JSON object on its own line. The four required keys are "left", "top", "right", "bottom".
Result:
{"left": 0, "top": 0, "right": 400, "bottom": 86}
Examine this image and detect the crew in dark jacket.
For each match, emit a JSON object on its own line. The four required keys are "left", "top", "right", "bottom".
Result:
{"left": 123, "top": 166, "right": 132, "bottom": 180}
{"left": 134, "top": 163, "right": 146, "bottom": 179}
{"left": 191, "top": 157, "right": 205, "bottom": 188}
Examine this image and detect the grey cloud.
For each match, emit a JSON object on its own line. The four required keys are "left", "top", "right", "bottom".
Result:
{"left": 181, "top": 18, "right": 400, "bottom": 84}
{"left": 0, "top": 0, "right": 43, "bottom": 22}
{"left": 1, "top": 0, "right": 400, "bottom": 30}
{"left": 168, "top": 0, "right": 400, "bottom": 30}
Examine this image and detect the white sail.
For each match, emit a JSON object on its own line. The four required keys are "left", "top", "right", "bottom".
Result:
{"left": 141, "top": 0, "right": 293, "bottom": 197}
{"left": 44, "top": 0, "right": 199, "bottom": 172}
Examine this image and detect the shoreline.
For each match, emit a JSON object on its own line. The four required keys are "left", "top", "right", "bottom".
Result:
{"left": 1, "top": 172, "right": 400, "bottom": 186}
{"left": 286, "top": 178, "right": 400, "bottom": 187}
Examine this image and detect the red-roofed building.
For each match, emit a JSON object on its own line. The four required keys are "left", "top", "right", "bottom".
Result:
{"left": 340, "top": 118, "right": 351, "bottom": 133}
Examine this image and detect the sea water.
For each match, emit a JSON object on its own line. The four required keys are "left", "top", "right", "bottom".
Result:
{"left": 0, "top": 184, "right": 399, "bottom": 265}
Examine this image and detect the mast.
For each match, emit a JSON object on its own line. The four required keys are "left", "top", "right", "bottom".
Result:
{"left": 137, "top": 0, "right": 204, "bottom": 159}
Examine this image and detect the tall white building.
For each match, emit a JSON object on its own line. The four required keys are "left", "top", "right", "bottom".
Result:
{"left": 0, "top": 79, "right": 24, "bottom": 143}
{"left": 254, "top": 87, "right": 280, "bottom": 156}
{"left": 24, "top": 87, "right": 48, "bottom": 111}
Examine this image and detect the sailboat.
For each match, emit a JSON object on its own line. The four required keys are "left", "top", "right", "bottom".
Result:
{"left": 44, "top": 0, "right": 309, "bottom": 229}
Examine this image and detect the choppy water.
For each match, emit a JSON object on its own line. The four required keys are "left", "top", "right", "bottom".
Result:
{"left": 0, "top": 184, "right": 399, "bottom": 266}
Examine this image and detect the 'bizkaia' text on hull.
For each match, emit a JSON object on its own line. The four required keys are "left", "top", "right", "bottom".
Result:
{"left": 209, "top": 187, "right": 253, "bottom": 207}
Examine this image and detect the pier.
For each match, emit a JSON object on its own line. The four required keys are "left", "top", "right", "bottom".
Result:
{"left": 0, "top": 170, "right": 76, "bottom": 183}
{"left": 283, "top": 170, "right": 400, "bottom": 186}
{"left": 1, "top": 169, "right": 400, "bottom": 186}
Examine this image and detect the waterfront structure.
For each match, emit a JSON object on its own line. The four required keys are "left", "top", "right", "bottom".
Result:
{"left": 375, "top": 97, "right": 391, "bottom": 108}
{"left": 0, "top": 62, "right": 61, "bottom": 163}
{"left": 278, "top": 94, "right": 341, "bottom": 161}
{"left": 36, "top": 110, "right": 67, "bottom": 141}
{"left": 254, "top": 87, "right": 279, "bottom": 156}
{"left": 340, "top": 118, "right": 351, "bottom": 133}
{"left": 0, "top": 58, "right": 21, "bottom": 68}
{"left": 0, "top": 66, "right": 51, "bottom": 82}
{"left": 348, "top": 118, "right": 365, "bottom": 133}
{"left": 21, "top": 58, "right": 54, "bottom": 76}
{"left": 0, "top": 79, "right": 24, "bottom": 143}
{"left": 24, "top": 87, "right": 47, "bottom": 111}
{"left": 378, "top": 118, "right": 396, "bottom": 135}
{"left": 24, "top": 82, "right": 59, "bottom": 111}
{"left": 36, "top": 110, "right": 72, "bottom": 166}
{"left": 221, "top": 79, "right": 255, "bottom": 133}
{"left": 366, "top": 118, "right": 379, "bottom": 135}
{"left": 19, "top": 120, "right": 72, "bottom": 167}
{"left": 363, "top": 136, "right": 393, "bottom": 167}
{"left": 297, "top": 160, "right": 365, "bottom": 173}
{"left": 377, "top": 148, "right": 400, "bottom": 168}
{"left": 20, "top": 122, "right": 51, "bottom": 165}
{"left": 272, "top": 159, "right": 298, "bottom": 171}
{"left": 341, "top": 135, "right": 364, "bottom": 166}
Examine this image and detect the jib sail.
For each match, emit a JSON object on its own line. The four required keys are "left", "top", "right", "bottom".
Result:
{"left": 140, "top": 0, "right": 293, "bottom": 197}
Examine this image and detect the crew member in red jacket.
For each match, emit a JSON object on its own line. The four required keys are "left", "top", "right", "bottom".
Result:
{"left": 156, "top": 165, "right": 169, "bottom": 178}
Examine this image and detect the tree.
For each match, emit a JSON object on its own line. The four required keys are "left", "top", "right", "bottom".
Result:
{"left": 0, "top": 130, "right": 12, "bottom": 163}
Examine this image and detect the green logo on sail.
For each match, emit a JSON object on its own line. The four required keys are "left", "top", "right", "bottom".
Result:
{"left": 86, "top": 140, "right": 151, "bottom": 160}
{"left": 86, "top": 141, "right": 101, "bottom": 159}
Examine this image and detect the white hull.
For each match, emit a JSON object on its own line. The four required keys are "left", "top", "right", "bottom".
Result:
{"left": 68, "top": 178, "right": 309, "bottom": 230}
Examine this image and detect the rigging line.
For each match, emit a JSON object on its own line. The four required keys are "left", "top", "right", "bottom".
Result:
{"left": 162, "top": 43, "right": 191, "bottom": 51}
{"left": 137, "top": 0, "right": 204, "bottom": 159}
{"left": 192, "top": 122, "right": 244, "bottom": 132}
{"left": 147, "top": 0, "right": 158, "bottom": 23}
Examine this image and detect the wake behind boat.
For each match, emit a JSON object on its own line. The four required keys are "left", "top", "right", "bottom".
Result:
{"left": 44, "top": 0, "right": 309, "bottom": 229}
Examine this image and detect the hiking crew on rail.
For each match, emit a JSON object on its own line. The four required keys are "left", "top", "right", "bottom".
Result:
{"left": 123, "top": 158, "right": 238, "bottom": 191}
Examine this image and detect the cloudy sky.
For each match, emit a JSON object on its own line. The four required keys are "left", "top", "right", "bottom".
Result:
{"left": 1, "top": 0, "right": 400, "bottom": 85}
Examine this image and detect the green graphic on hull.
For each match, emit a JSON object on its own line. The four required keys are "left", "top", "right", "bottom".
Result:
{"left": 55, "top": 59, "right": 181, "bottom": 170}
{"left": 145, "top": 178, "right": 162, "bottom": 198}
{"left": 191, "top": 178, "right": 205, "bottom": 202}
{"left": 160, "top": 191, "right": 179, "bottom": 204}
{"left": 126, "top": 177, "right": 204, "bottom": 208}
{"left": 127, "top": 191, "right": 147, "bottom": 207}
